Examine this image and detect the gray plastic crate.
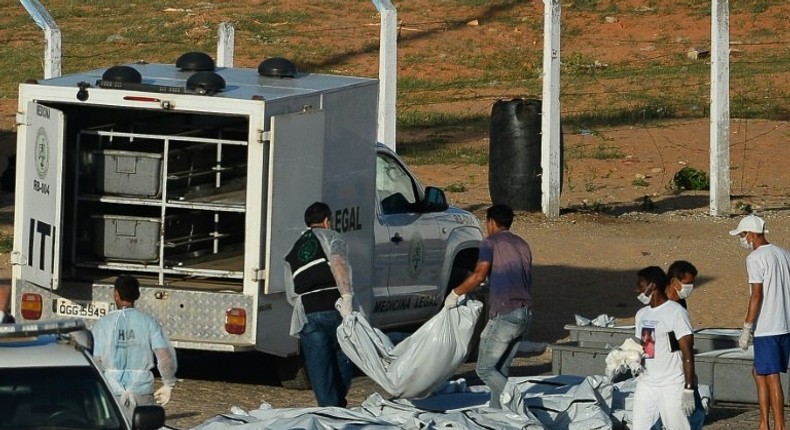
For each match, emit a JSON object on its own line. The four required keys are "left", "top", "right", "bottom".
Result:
{"left": 564, "top": 325, "right": 740, "bottom": 353}
{"left": 550, "top": 341, "right": 610, "bottom": 377}
{"left": 564, "top": 324, "right": 633, "bottom": 347}
{"left": 91, "top": 212, "right": 216, "bottom": 263}
{"left": 92, "top": 215, "right": 160, "bottom": 262}
{"left": 692, "top": 328, "right": 740, "bottom": 352}
{"left": 551, "top": 340, "right": 786, "bottom": 405}
{"left": 695, "top": 348, "right": 790, "bottom": 404}
{"left": 93, "top": 149, "right": 163, "bottom": 197}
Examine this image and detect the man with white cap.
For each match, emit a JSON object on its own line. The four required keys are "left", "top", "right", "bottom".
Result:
{"left": 729, "top": 214, "right": 790, "bottom": 430}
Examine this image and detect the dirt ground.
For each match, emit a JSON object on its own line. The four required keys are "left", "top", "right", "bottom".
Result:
{"left": 156, "top": 168, "right": 790, "bottom": 429}
{"left": 160, "top": 200, "right": 790, "bottom": 429}
{"left": 408, "top": 117, "right": 790, "bottom": 344}
{"left": 5, "top": 119, "right": 789, "bottom": 429}
{"left": 0, "top": 1, "right": 787, "bottom": 428}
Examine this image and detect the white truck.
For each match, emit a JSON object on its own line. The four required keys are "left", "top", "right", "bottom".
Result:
{"left": 10, "top": 54, "right": 484, "bottom": 386}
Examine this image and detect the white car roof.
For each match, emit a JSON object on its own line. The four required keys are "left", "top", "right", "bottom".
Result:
{"left": 0, "top": 337, "right": 90, "bottom": 368}
{"left": 0, "top": 320, "right": 92, "bottom": 368}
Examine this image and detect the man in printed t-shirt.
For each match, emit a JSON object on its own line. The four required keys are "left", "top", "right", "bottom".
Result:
{"left": 632, "top": 266, "right": 697, "bottom": 430}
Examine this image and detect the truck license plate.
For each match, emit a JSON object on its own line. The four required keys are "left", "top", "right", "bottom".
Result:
{"left": 54, "top": 299, "right": 111, "bottom": 319}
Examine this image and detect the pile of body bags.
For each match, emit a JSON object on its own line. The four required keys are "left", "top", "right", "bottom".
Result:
{"left": 191, "top": 301, "right": 711, "bottom": 430}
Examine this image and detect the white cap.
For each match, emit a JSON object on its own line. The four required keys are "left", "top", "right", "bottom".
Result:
{"left": 729, "top": 214, "right": 768, "bottom": 236}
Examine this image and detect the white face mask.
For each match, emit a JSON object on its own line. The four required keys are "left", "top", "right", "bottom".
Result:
{"left": 637, "top": 284, "right": 654, "bottom": 305}
{"left": 739, "top": 236, "right": 753, "bottom": 250}
{"left": 678, "top": 283, "right": 694, "bottom": 299}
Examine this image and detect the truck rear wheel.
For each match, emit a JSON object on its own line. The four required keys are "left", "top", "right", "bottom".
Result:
{"left": 275, "top": 356, "right": 311, "bottom": 390}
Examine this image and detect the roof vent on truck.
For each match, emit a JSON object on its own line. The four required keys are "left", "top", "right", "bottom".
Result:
{"left": 176, "top": 51, "right": 216, "bottom": 71}
{"left": 186, "top": 71, "right": 226, "bottom": 95}
{"left": 258, "top": 57, "right": 297, "bottom": 78}
{"left": 101, "top": 65, "right": 143, "bottom": 84}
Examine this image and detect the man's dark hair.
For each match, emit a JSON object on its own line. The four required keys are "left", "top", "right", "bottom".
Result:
{"left": 637, "top": 266, "right": 669, "bottom": 293}
{"left": 114, "top": 275, "right": 140, "bottom": 302}
{"left": 486, "top": 204, "right": 514, "bottom": 229}
{"left": 667, "top": 260, "right": 698, "bottom": 280}
{"left": 304, "top": 201, "right": 332, "bottom": 226}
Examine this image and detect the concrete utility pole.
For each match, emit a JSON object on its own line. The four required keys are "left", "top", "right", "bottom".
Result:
{"left": 20, "top": 0, "right": 61, "bottom": 79}
{"left": 710, "top": 0, "right": 730, "bottom": 216}
{"left": 216, "top": 22, "right": 235, "bottom": 68}
{"left": 372, "top": 0, "right": 398, "bottom": 152}
{"left": 541, "top": 0, "right": 562, "bottom": 218}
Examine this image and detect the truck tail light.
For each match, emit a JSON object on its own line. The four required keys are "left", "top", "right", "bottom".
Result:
{"left": 21, "top": 293, "right": 43, "bottom": 320}
{"left": 225, "top": 308, "right": 246, "bottom": 334}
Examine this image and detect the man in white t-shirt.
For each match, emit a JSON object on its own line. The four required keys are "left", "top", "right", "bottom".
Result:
{"left": 730, "top": 214, "right": 790, "bottom": 430}
{"left": 632, "top": 266, "right": 697, "bottom": 430}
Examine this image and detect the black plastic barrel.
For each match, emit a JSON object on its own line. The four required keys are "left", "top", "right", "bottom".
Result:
{"left": 489, "top": 98, "right": 543, "bottom": 211}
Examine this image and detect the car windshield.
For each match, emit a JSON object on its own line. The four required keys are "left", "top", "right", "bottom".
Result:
{"left": 0, "top": 366, "right": 125, "bottom": 429}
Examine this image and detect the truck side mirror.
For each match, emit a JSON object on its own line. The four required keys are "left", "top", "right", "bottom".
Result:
{"left": 422, "top": 186, "right": 449, "bottom": 213}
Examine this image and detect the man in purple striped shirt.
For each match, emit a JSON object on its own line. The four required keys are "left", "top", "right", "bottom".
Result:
{"left": 445, "top": 204, "right": 533, "bottom": 408}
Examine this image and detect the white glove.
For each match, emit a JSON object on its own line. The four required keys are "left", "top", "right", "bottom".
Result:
{"left": 444, "top": 290, "right": 460, "bottom": 309}
{"left": 739, "top": 322, "right": 753, "bottom": 350}
{"left": 339, "top": 293, "right": 353, "bottom": 318}
{"left": 681, "top": 388, "right": 695, "bottom": 416}
{"left": 154, "top": 385, "right": 173, "bottom": 406}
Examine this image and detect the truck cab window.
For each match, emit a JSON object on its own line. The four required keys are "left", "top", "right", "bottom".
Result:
{"left": 377, "top": 154, "right": 418, "bottom": 214}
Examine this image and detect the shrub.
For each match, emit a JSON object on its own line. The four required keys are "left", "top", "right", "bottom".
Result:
{"left": 672, "top": 166, "right": 709, "bottom": 190}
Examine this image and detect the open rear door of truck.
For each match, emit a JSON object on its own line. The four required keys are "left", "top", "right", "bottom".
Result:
{"left": 255, "top": 109, "right": 324, "bottom": 358}
{"left": 264, "top": 109, "right": 326, "bottom": 295}
{"left": 17, "top": 102, "right": 66, "bottom": 290}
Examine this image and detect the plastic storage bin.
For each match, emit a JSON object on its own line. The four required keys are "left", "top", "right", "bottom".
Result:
{"left": 550, "top": 341, "right": 610, "bottom": 377}
{"left": 92, "top": 215, "right": 160, "bottom": 262}
{"left": 695, "top": 348, "right": 790, "bottom": 404}
{"left": 93, "top": 150, "right": 163, "bottom": 197}
{"left": 564, "top": 324, "right": 633, "bottom": 347}
{"left": 563, "top": 324, "right": 740, "bottom": 352}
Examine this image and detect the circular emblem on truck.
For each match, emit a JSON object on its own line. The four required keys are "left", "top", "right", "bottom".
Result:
{"left": 35, "top": 127, "right": 49, "bottom": 180}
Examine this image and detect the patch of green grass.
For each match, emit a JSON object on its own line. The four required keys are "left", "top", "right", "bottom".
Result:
{"left": 591, "top": 144, "right": 624, "bottom": 160}
{"left": 749, "top": 27, "right": 778, "bottom": 38}
{"left": 0, "top": 234, "right": 12, "bottom": 254}
{"left": 583, "top": 167, "right": 602, "bottom": 192}
{"left": 750, "top": 2, "right": 771, "bottom": 13}
{"left": 563, "top": 104, "right": 681, "bottom": 129}
{"left": 1, "top": 0, "right": 787, "bottom": 132}
{"left": 397, "top": 111, "right": 488, "bottom": 129}
{"left": 399, "top": 143, "right": 488, "bottom": 166}
{"left": 569, "top": 0, "right": 599, "bottom": 12}
{"left": 565, "top": 143, "right": 624, "bottom": 160}
{"left": 601, "top": 2, "right": 620, "bottom": 13}
{"left": 723, "top": 0, "right": 785, "bottom": 13}
{"left": 444, "top": 183, "right": 467, "bottom": 193}
{"left": 561, "top": 52, "right": 600, "bottom": 75}
{"left": 399, "top": 76, "right": 502, "bottom": 94}
{"left": 568, "top": 143, "right": 625, "bottom": 160}
{"left": 455, "top": 0, "right": 520, "bottom": 5}
{"left": 632, "top": 178, "right": 650, "bottom": 187}
{"left": 735, "top": 202, "right": 754, "bottom": 214}
{"left": 564, "top": 144, "right": 586, "bottom": 160}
